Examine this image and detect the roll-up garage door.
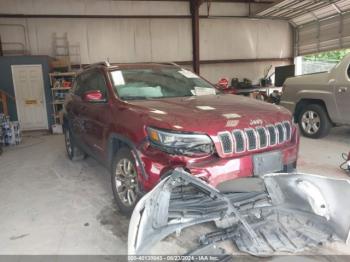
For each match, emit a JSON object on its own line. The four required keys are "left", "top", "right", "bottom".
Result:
{"left": 296, "top": 12, "right": 350, "bottom": 56}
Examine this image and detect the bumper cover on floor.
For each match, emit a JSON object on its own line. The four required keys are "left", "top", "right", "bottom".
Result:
{"left": 128, "top": 170, "right": 350, "bottom": 256}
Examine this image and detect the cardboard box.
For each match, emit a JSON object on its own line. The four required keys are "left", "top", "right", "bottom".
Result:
{"left": 52, "top": 124, "right": 63, "bottom": 134}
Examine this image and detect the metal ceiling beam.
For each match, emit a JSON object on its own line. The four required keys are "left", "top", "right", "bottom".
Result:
{"left": 297, "top": 9, "right": 350, "bottom": 28}
{"left": 272, "top": 1, "right": 326, "bottom": 18}
{"left": 252, "top": 0, "right": 287, "bottom": 16}
{"left": 111, "top": 0, "right": 275, "bottom": 3}
{"left": 258, "top": 0, "right": 304, "bottom": 17}
{"left": 254, "top": 0, "right": 347, "bottom": 27}
{"left": 206, "top": 0, "right": 274, "bottom": 2}
{"left": 332, "top": 3, "right": 342, "bottom": 13}
{"left": 0, "top": 14, "right": 191, "bottom": 19}
{"left": 287, "top": 1, "right": 342, "bottom": 19}
{"left": 256, "top": 0, "right": 337, "bottom": 18}
{"left": 0, "top": 13, "right": 290, "bottom": 20}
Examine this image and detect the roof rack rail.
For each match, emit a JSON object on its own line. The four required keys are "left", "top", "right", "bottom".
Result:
{"left": 84, "top": 61, "right": 110, "bottom": 69}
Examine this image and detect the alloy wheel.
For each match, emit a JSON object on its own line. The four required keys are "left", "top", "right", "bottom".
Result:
{"left": 301, "top": 110, "right": 321, "bottom": 135}
{"left": 115, "top": 158, "right": 138, "bottom": 207}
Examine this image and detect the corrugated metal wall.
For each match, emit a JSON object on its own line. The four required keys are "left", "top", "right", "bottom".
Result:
{"left": 296, "top": 12, "right": 350, "bottom": 56}
{"left": 0, "top": 0, "right": 292, "bottom": 83}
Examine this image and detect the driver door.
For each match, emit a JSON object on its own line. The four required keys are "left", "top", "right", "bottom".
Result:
{"left": 79, "top": 69, "right": 110, "bottom": 160}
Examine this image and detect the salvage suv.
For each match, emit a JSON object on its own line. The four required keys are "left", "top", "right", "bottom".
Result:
{"left": 63, "top": 61, "right": 299, "bottom": 214}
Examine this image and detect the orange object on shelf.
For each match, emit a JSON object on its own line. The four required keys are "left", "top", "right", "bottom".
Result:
{"left": 62, "top": 81, "right": 72, "bottom": 88}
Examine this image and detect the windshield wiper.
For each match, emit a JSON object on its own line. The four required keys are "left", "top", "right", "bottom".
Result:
{"left": 120, "top": 96, "right": 151, "bottom": 100}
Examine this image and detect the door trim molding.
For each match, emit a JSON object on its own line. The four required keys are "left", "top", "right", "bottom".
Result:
{"left": 11, "top": 64, "right": 49, "bottom": 130}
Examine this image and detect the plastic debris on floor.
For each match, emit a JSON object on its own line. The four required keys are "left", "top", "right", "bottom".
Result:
{"left": 0, "top": 113, "right": 21, "bottom": 146}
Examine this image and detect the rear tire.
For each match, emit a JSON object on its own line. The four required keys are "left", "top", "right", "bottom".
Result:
{"left": 64, "top": 127, "right": 86, "bottom": 161}
{"left": 111, "top": 147, "right": 142, "bottom": 216}
{"left": 298, "top": 104, "right": 331, "bottom": 139}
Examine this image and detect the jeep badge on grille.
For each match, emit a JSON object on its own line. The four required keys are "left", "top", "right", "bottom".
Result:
{"left": 250, "top": 119, "right": 263, "bottom": 126}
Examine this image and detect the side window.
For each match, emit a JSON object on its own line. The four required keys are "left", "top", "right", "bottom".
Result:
{"left": 71, "top": 79, "right": 77, "bottom": 94}
{"left": 73, "top": 76, "right": 84, "bottom": 97}
{"left": 87, "top": 71, "right": 108, "bottom": 98}
{"left": 73, "top": 71, "right": 107, "bottom": 99}
{"left": 74, "top": 73, "right": 90, "bottom": 97}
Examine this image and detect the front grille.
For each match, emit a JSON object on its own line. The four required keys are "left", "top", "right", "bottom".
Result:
{"left": 267, "top": 125, "right": 277, "bottom": 146}
{"left": 256, "top": 127, "right": 268, "bottom": 148}
{"left": 232, "top": 130, "right": 245, "bottom": 153}
{"left": 245, "top": 129, "right": 257, "bottom": 151}
{"left": 217, "top": 121, "right": 292, "bottom": 156}
{"left": 218, "top": 132, "right": 233, "bottom": 154}
{"left": 276, "top": 123, "right": 285, "bottom": 144}
{"left": 283, "top": 121, "right": 291, "bottom": 140}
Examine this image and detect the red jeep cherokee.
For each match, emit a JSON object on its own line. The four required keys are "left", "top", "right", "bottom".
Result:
{"left": 63, "top": 62, "right": 299, "bottom": 214}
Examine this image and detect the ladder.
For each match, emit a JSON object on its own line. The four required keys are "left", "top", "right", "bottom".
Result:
{"left": 52, "top": 33, "right": 82, "bottom": 70}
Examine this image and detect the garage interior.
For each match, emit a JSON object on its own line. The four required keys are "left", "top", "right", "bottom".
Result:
{"left": 1, "top": 0, "right": 350, "bottom": 258}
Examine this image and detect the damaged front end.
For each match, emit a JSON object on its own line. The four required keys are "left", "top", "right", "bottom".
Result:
{"left": 128, "top": 170, "right": 350, "bottom": 256}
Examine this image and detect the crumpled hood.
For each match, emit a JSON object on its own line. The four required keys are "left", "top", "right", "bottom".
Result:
{"left": 127, "top": 94, "right": 291, "bottom": 134}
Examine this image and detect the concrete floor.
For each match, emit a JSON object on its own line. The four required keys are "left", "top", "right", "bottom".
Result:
{"left": 0, "top": 127, "right": 350, "bottom": 255}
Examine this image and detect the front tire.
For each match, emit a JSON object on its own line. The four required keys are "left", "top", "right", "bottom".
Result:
{"left": 64, "top": 128, "right": 86, "bottom": 161}
{"left": 111, "top": 148, "right": 141, "bottom": 215}
{"left": 298, "top": 104, "right": 331, "bottom": 139}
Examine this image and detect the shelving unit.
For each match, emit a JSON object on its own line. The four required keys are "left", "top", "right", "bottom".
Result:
{"left": 49, "top": 72, "right": 76, "bottom": 125}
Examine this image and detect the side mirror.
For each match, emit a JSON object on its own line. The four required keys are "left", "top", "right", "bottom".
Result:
{"left": 82, "top": 90, "right": 106, "bottom": 103}
{"left": 216, "top": 78, "right": 229, "bottom": 89}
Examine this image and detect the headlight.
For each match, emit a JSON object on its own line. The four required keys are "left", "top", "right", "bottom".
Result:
{"left": 147, "top": 127, "right": 214, "bottom": 156}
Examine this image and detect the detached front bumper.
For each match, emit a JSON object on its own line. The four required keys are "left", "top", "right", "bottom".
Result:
{"left": 128, "top": 170, "right": 350, "bottom": 256}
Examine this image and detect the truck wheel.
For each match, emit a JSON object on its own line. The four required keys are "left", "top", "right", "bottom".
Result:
{"left": 298, "top": 104, "right": 331, "bottom": 139}
{"left": 111, "top": 148, "right": 141, "bottom": 215}
{"left": 64, "top": 128, "right": 86, "bottom": 161}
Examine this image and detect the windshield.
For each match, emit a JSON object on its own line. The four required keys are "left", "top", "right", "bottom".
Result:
{"left": 110, "top": 68, "right": 217, "bottom": 100}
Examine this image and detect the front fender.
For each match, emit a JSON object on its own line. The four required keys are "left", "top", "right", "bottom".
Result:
{"left": 107, "top": 133, "right": 148, "bottom": 180}
{"left": 295, "top": 90, "right": 338, "bottom": 120}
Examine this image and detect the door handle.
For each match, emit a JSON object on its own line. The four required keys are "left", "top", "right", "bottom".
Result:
{"left": 329, "top": 79, "right": 336, "bottom": 84}
{"left": 338, "top": 87, "right": 348, "bottom": 93}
